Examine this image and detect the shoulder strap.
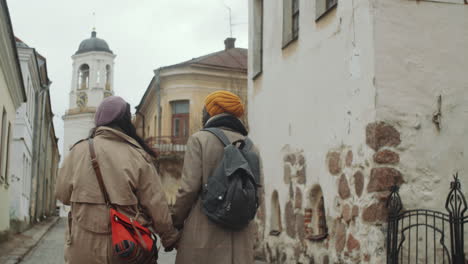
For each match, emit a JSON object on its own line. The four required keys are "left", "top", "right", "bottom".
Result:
{"left": 243, "top": 137, "right": 254, "bottom": 151}
{"left": 202, "top": 128, "right": 231, "bottom": 146}
{"left": 88, "top": 138, "right": 113, "bottom": 208}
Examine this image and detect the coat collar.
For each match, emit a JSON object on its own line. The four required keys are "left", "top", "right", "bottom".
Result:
{"left": 94, "top": 127, "right": 142, "bottom": 150}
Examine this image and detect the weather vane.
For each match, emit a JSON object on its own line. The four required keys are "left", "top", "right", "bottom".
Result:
{"left": 92, "top": 12, "right": 96, "bottom": 31}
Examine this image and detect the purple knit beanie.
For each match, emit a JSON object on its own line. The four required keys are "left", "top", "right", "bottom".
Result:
{"left": 94, "top": 96, "right": 128, "bottom": 126}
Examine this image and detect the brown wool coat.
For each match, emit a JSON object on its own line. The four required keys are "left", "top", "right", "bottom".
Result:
{"left": 172, "top": 127, "right": 262, "bottom": 264}
{"left": 56, "top": 127, "right": 179, "bottom": 264}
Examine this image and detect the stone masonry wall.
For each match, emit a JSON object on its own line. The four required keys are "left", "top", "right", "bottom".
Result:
{"left": 257, "top": 121, "right": 405, "bottom": 263}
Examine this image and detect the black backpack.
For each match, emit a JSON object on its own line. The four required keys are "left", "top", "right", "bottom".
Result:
{"left": 201, "top": 128, "right": 261, "bottom": 230}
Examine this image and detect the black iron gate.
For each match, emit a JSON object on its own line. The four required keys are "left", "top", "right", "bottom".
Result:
{"left": 386, "top": 174, "right": 467, "bottom": 264}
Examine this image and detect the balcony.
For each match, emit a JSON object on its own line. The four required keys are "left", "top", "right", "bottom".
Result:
{"left": 145, "top": 136, "right": 188, "bottom": 154}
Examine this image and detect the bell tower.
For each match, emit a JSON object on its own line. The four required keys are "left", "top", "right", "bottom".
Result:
{"left": 62, "top": 30, "right": 116, "bottom": 157}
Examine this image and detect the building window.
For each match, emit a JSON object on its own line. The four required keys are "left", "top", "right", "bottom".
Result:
{"left": 292, "top": 0, "right": 299, "bottom": 39}
{"left": 316, "top": 0, "right": 337, "bottom": 20}
{"left": 105, "top": 65, "right": 111, "bottom": 91}
{"left": 171, "top": 100, "right": 189, "bottom": 144}
{"left": 78, "top": 64, "right": 90, "bottom": 90}
{"left": 305, "top": 185, "right": 328, "bottom": 241}
{"left": 0, "top": 108, "right": 6, "bottom": 184}
{"left": 283, "top": 0, "right": 299, "bottom": 48}
{"left": 269, "top": 190, "right": 282, "bottom": 236}
{"left": 252, "top": 0, "right": 263, "bottom": 79}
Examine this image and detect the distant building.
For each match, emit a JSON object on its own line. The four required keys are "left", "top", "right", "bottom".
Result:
{"left": 248, "top": 0, "right": 468, "bottom": 263}
{"left": 8, "top": 38, "right": 47, "bottom": 231}
{"left": 134, "top": 38, "right": 247, "bottom": 204}
{"left": 0, "top": 0, "right": 26, "bottom": 242}
{"left": 62, "top": 30, "right": 116, "bottom": 158}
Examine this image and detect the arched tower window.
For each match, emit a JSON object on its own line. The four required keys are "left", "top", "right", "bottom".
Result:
{"left": 305, "top": 185, "right": 328, "bottom": 241}
{"left": 105, "top": 65, "right": 111, "bottom": 91}
{"left": 78, "top": 64, "right": 90, "bottom": 90}
{"left": 269, "top": 190, "right": 282, "bottom": 236}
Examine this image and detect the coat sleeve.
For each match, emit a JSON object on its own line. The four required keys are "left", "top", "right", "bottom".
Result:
{"left": 55, "top": 150, "right": 74, "bottom": 205}
{"left": 171, "top": 135, "right": 203, "bottom": 229}
{"left": 136, "top": 161, "right": 180, "bottom": 248}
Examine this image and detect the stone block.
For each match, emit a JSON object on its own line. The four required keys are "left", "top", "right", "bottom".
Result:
{"left": 362, "top": 201, "right": 388, "bottom": 223}
{"left": 297, "top": 166, "right": 306, "bottom": 184}
{"left": 284, "top": 164, "right": 292, "bottom": 184}
{"left": 296, "top": 213, "right": 305, "bottom": 242}
{"left": 284, "top": 154, "right": 296, "bottom": 164}
{"left": 339, "top": 174, "right": 351, "bottom": 199}
{"left": 366, "top": 122, "right": 401, "bottom": 151}
{"left": 347, "top": 234, "right": 360, "bottom": 251}
{"left": 345, "top": 150, "right": 353, "bottom": 167}
{"left": 352, "top": 205, "right": 359, "bottom": 219}
{"left": 323, "top": 255, "right": 329, "bottom": 264}
{"left": 295, "top": 187, "right": 303, "bottom": 209}
{"left": 285, "top": 201, "right": 296, "bottom": 238}
{"left": 327, "top": 151, "right": 342, "bottom": 175}
{"left": 353, "top": 171, "right": 364, "bottom": 197}
{"left": 335, "top": 221, "right": 347, "bottom": 253}
{"left": 374, "top": 150, "right": 400, "bottom": 164}
{"left": 367, "top": 168, "right": 403, "bottom": 193}
{"left": 342, "top": 204, "right": 352, "bottom": 223}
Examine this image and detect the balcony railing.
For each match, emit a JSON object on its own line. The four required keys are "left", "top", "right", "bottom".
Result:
{"left": 145, "top": 136, "right": 188, "bottom": 153}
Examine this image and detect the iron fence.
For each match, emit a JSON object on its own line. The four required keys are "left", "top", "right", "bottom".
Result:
{"left": 386, "top": 174, "right": 467, "bottom": 264}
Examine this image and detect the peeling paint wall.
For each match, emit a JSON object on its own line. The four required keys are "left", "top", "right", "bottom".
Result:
{"left": 248, "top": 0, "right": 468, "bottom": 263}
{"left": 248, "top": 0, "right": 380, "bottom": 262}
{"left": 373, "top": 0, "right": 468, "bottom": 256}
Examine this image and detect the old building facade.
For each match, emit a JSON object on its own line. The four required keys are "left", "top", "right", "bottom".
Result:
{"left": 248, "top": 0, "right": 468, "bottom": 263}
{"left": 134, "top": 38, "right": 247, "bottom": 205}
{"left": 0, "top": 0, "right": 27, "bottom": 242}
{"left": 8, "top": 38, "right": 44, "bottom": 232}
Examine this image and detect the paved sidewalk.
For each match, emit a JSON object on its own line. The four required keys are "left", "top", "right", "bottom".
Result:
{"left": 0, "top": 217, "right": 59, "bottom": 264}
{"left": 1, "top": 217, "right": 268, "bottom": 264}
{"left": 20, "top": 219, "right": 65, "bottom": 264}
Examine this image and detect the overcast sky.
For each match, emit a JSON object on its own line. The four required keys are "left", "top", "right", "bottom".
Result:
{"left": 8, "top": 0, "right": 248, "bottom": 158}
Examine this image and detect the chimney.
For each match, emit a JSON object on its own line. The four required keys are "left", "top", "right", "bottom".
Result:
{"left": 224, "top": 37, "right": 236, "bottom": 50}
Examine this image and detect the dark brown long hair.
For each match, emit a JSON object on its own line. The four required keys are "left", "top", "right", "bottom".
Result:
{"left": 104, "top": 103, "right": 156, "bottom": 158}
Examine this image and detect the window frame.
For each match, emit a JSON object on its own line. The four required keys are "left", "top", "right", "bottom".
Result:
{"left": 4, "top": 122, "right": 11, "bottom": 188}
{"left": 0, "top": 108, "right": 6, "bottom": 184}
{"left": 252, "top": 0, "right": 264, "bottom": 80}
{"left": 170, "top": 100, "right": 190, "bottom": 144}
{"left": 315, "top": 0, "right": 338, "bottom": 22}
{"left": 78, "top": 64, "right": 90, "bottom": 90}
{"left": 282, "top": 0, "right": 299, "bottom": 49}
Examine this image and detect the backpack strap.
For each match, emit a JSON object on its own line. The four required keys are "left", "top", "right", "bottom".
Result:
{"left": 202, "top": 128, "right": 231, "bottom": 146}
{"left": 243, "top": 137, "right": 254, "bottom": 151}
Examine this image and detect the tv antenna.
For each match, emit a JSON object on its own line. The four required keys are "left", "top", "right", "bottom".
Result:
{"left": 224, "top": 4, "right": 233, "bottom": 37}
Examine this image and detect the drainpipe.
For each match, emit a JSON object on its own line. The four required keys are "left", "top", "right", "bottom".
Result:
{"left": 33, "top": 84, "right": 49, "bottom": 222}
{"left": 135, "top": 111, "right": 145, "bottom": 139}
{"left": 155, "top": 69, "right": 162, "bottom": 138}
{"left": 40, "top": 117, "right": 53, "bottom": 219}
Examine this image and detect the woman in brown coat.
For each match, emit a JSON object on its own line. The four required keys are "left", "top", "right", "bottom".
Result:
{"left": 172, "top": 91, "right": 262, "bottom": 264}
{"left": 56, "top": 96, "right": 179, "bottom": 264}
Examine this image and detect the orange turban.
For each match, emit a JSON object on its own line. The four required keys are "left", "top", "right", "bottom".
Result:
{"left": 204, "top": 91, "right": 245, "bottom": 118}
